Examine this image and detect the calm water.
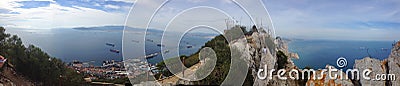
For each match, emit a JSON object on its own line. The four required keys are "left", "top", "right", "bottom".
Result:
{"left": 5, "top": 27, "right": 394, "bottom": 68}
{"left": 6, "top": 26, "right": 215, "bottom": 66}
{"left": 289, "top": 40, "right": 393, "bottom": 69}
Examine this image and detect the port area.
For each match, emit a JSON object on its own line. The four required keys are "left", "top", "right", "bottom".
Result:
{"left": 67, "top": 58, "right": 159, "bottom": 85}
{"left": 67, "top": 60, "right": 129, "bottom": 85}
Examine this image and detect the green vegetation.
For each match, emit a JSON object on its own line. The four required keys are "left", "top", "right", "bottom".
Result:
{"left": 0, "top": 27, "right": 85, "bottom": 85}
{"left": 155, "top": 34, "right": 232, "bottom": 85}
{"left": 277, "top": 51, "right": 288, "bottom": 69}
{"left": 198, "top": 34, "right": 231, "bottom": 85}
{"left": 156, "top": 26, "right": 257, "bottom": 85}
{"left": 155, "top": 54, "right": 201, "bottom": 78}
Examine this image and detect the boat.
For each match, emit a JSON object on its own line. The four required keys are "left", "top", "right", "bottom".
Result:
{"left": 145, "top": 53, "right": 158, "bottom": 59}
{"left": 157, "top": 44, "right": 165, "bottom": 47}
{"left": 110, "top": 49, "right": 120, "bottom": 53}
{"left": 146, "top": 39, "right": 154, "bottom": 42}
{"left": 187, "top": 45, "right": 193, "bottom": 48}
{"left": 106, "top": 43, "right": 115, "bottom": 47}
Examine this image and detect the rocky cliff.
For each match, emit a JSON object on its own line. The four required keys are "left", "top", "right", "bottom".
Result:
{"left": 231, "top": 29, "right": 277, "bottom": 86}
{"left": 231, "top": 28, "right": 400, "bottom": 86}
{"left": 160, "top": 25, "right": 400, "bottom": 86}
{"left": 306, "top": 65, "right": 354, "bottom": 86}
{"left": 353, "top": 57, "right": 387, "bottom": 86}
{"left": 230, "top": 28, "right": 302, "bottom": 86}
{"left": 222, "top": 28, "right": 400, "bottom": 86}
{"left": 351, "top": 41, "right": 400, "bottom": 86}
{"left": 388, "top": 41, "right": 400, "bottom": 86}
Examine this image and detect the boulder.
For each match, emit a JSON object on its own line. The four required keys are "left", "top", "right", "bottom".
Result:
{"left": 388, "top": 41, "right": 400, "bottom": 86}
{"left": 353, "top": 57, "right": 387, "bottom": 86}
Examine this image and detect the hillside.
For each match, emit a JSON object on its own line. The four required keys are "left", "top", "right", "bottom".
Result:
{"left": 0, "top": 27, "right": 85, "bottom": 85}
{"left": 1, "top": 63, "right": 34, "bottom": 86}
{"left": 152, "top": 25, "right": 296, "bottom": 85}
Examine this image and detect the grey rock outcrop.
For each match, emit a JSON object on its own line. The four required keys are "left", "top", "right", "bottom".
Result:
{"left": 354, "top": 57, "right": 387, "bottom": 86}
{"left": 231, "top": 29, "right": 303, "bottom": 86}
{"left": 267, "top": 68, "right": 301, "bottom": 86}
{"left": 231, "top": 31, "right": 278, "bottom": 86}
{"left": 351, "top": 41, "right": 400, "bottom": 86}
{"left": 276, "top": 37, "right": 299, "bottom": 60}
{"left": 306, "top": 65, "right": 354, "bottom": 86}
{"left": 389, "top": 41, "right": 400, "bottom": 86}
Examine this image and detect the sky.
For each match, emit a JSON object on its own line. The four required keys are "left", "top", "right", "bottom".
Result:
{"left": 0, "top": 0, "right": 133, "bottom": 29}
{"left": 0, "top": 0, "right": 399, "bottom": 41}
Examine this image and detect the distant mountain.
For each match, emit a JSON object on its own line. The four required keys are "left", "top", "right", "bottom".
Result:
{"left": 72, "top": 26, "right": 161, "bottom": 32}
{"left": 72, "top": 26, "right": 126, "bottom": 31}
{"left": 72, "top": 26, "right": 218, "bottom": 36}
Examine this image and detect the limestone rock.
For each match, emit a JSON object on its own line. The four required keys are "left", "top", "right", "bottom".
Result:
{"left": 354, "top": 57, "right": 387, "bottom": 86}
{"left": 267, "top": 67, "right": 302, "bottom": 86}
{"left": 389, "top": 41, "right": 400, "bottom": 86}
{"left": 306, "top": 65, "right": 353, "bottom": 86}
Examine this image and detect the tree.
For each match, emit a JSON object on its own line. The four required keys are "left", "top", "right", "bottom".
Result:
{"left": 0, "top": 27, "right": 85, "bottom": 85}
{"left": 277, "top": 51, "right": 288, "bottom": 69}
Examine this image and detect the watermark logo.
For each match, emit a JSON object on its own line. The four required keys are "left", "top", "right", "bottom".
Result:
{"left": 336, "top": 57, "right": 347, "bottom": 68}
{"left": 257, "top": 57, "right": 396, "bottom": 81}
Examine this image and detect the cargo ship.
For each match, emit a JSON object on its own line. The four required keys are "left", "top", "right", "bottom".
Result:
{"left": 106, "top": 43, "right": 115, "bottom": 47}
{"left": 145, "top": 53, "right": 158, "bottom": 59}
{"left": 157, "top": 44, "right": 165, "bottom": 47}
{"left": 110, "top": 49, "right": 120, "bottom": 53}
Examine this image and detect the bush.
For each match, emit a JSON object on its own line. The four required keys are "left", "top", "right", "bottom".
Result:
{"left": 277, "top": 51, "right": 288, "bottom": 69}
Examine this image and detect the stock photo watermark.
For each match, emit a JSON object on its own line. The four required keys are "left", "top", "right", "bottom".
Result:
{"left": 257, "top": 57, "right": 396, "bottom": 81}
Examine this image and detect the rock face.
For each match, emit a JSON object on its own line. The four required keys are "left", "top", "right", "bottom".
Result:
{"left": 231, "top": 29, "right": 303, "bottom": 86}
{"left": 389, "top": 41, "right": 400, "bottom": 86}
{"left": 276, "top": 37, "right": 299, "bottom": 60}
{"left": 351, "top": 41, "right": 400, "bottom": 86}
{"left": 353, "top": 57, "right": 387, "bottom": 86}
{"left": 267, "top": 67, "right": 302, "bottom": 86}
{"left": 211, "top": 28, "right": 399, "bottom": 86}
{"left": 231, "top": 31, "right": 278, "bottom": 86}
{"left": 306, "top": 65, "right": 354, "bottom": 86}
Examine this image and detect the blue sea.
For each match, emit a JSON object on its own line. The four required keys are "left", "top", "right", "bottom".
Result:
{"left": 289, "top": 39, "right": 394, "bottom": 69}
{"left": 5, "top": 27, "right": 395, "bottom": 68}
{"left": 5, "top": 26, "right": 216, "bottom": 66}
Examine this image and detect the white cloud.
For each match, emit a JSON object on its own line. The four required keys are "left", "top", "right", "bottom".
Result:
{"left": 104, "top": 4, "right": 120, "bottom": 9}
{"left": 1, "top": 1, "right": 127, "bottom": 29}
{"left": 0, "top": 0, "right": 23, "bottom": 11}
{"left": 105, "top": 0, "right": 135, "bottom": 3}
{"left": 264, "top": 0, "right": 400, "bottom": 40}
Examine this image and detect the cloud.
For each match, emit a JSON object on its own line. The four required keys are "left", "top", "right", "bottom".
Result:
{"left": 17, "top": 1, "right": 51, "bottom": 9}
{"left": 105, "top": 0, "right": 135, "bottom": 3}
{"left": 264, "top": 0, "right": 400, "bottom": 41}
{"left": 1, "top": 0, "right": 398, "bottom": 41}
{"left": 104, "top": 4, "right": 120, "bottom": 9}
{"left": 0, "top": 0, "right": 131, "bottom": 29}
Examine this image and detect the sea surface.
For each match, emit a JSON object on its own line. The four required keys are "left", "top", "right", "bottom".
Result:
{"left": 5, "top": 26, "right": 216, "bottom": 66}
{"left": 5, "top": 27, "right": 395, "bottom": 68}
{"left": 289, "top": 39, "right": 394, "bottom": 69}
